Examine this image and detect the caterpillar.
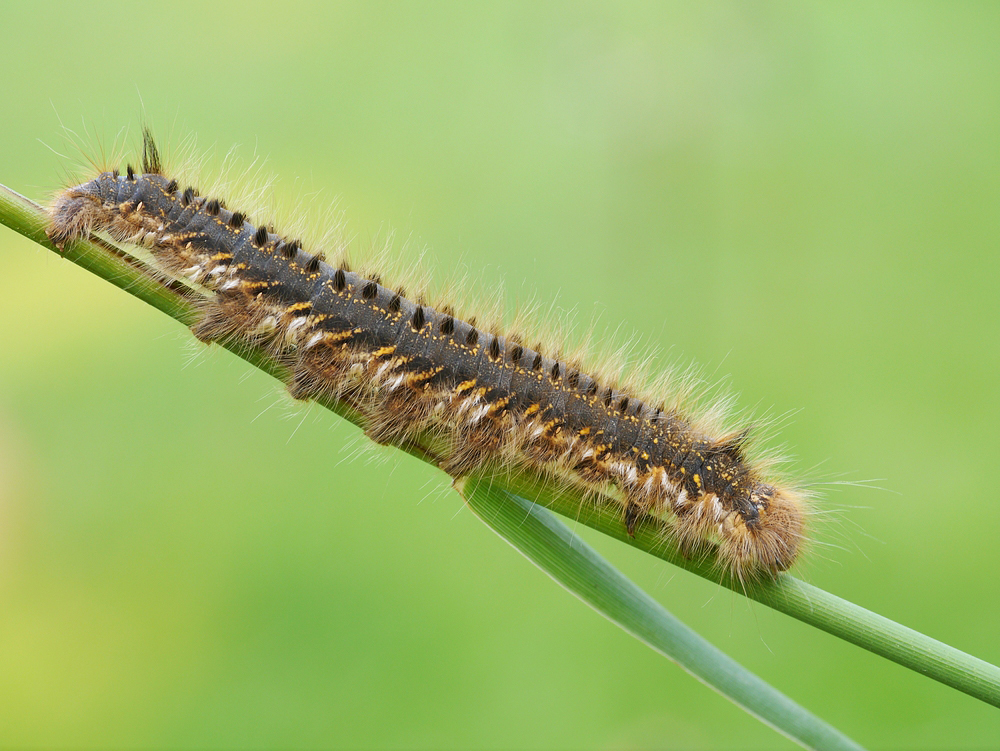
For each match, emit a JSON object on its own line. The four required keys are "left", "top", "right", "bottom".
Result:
{"left": 46, "top": 130, "right": 806, "bottom": 581}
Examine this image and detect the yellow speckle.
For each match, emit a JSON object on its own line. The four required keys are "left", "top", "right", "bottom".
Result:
{"left": 454, "top": 380, "right": 477, "bottom": 394}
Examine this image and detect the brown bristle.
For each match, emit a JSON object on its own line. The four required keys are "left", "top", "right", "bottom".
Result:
{"left": 411, "top": 306, "right": 425, "bottom": 331}
{"left": 205, "top": 199, "right": 221, "bottom": 216}
{"left": 531, "top": 353, "right": 543, "bottom": 371}
{"left": 389, "top": 294, "right": 401, "bottom": 313}
{"left": 228, "top": 212, "right": 246, "bottom": 230}
{"left": 254, "top": 226, "right": 269, "bottom": 247}
{"left": 126, "top": 164, "right": 135, "bottom": 180}
{"left": 488, "top": 337, "right": 501, "bottom": 360}
{"left": 333, "top": 268, "right": 346, "bottom": 292}
{"left": 510, "top": 345, "right": 523, "bottom": 363}
{"left": 306, "top": 253, "right": 325, "bottom": 272}
{"left": 440, "top": 316, "right": 455, "bottom": 335}
{"left": 362, "top": 281, "right": 378, "bottom": 300}
{"left": 465, "top": 328, "right": 479, "bottom": 347}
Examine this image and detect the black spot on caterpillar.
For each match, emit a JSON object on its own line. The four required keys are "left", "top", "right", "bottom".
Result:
{"left": 46, "top": 130, "right": 806, "bottom": 580}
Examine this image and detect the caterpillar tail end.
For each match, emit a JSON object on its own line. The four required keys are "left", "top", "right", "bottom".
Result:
{"left": 722, "top": 485, "right": 806, "bottom": 583}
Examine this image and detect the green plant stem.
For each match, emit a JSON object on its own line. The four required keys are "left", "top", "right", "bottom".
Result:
{"left": 3, "top": 183, "right": 999, "bottom": 709}
{"left": 460, "top": 475, "right": 863, "bottom": 750}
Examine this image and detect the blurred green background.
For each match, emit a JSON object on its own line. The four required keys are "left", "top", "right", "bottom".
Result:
{"left": 2, "top": 2, "right": 998, "bottom": 748}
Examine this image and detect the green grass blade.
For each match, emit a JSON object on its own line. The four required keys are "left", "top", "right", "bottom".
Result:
{"left": 457, "top": 475, "right": 864, "bottom": 751}
{"left": 497, "top": 468, "right": 1000, "bottom": 708}
{"left": 3, "top": 183, "right": 999, "bottom": 715}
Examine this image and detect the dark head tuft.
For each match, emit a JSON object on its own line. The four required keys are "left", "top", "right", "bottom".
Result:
{"left": 141, "top": 129, "right": 162, "bottom": 174}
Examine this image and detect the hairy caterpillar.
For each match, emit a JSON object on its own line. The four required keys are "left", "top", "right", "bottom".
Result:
{"left": 47, "top": 130, "right": 806, "bottom": 581}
